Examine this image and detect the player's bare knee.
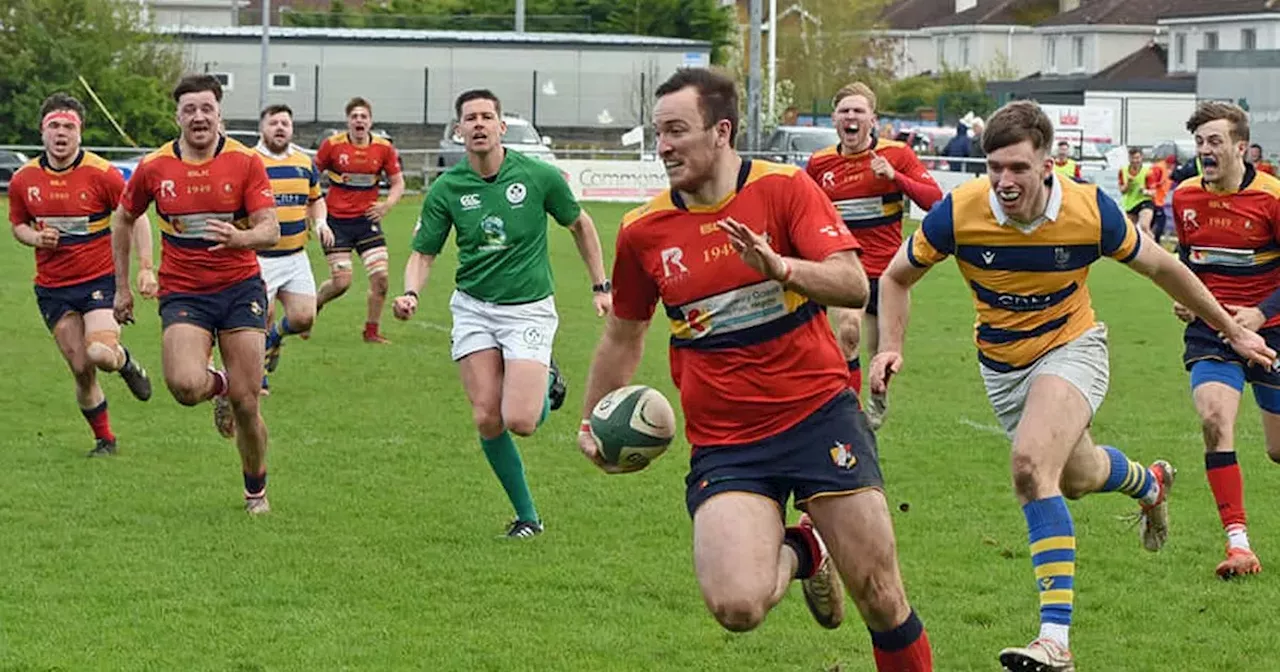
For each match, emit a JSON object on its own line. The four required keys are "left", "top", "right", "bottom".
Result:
{"left": 229, "top": 390, "right": 260, "bottom": 421}
{"left": 708, "top": 597, "right": 767, "bottom": 632}
{"left": 84, "top": 330, "right": 123, "bottom": 372}
{"left": 849, "top": 572, "right": 908, "bottom": 631}
{"left": 506, "top": 416, "right": 537, "bottom": 438}
{"left": 369, "top": 272, "right": 388, "bottom": 295}
{"left": 473, "top": 407, "right": 504, "bottom": 438}
{"left": 1010, "top": 449, "right": 1049, "bottom": 499}
{"left": 1265, "top": 442, "right": 1280, "bottom": 464}
{"left": 1199, "top": 408, "right": 1232, "bottom": 451}
{"left": 285, "top": 308, "right": 315, "bottom": 334}
{"left": 166, "top": 377, "right": 206, "bottom": 407}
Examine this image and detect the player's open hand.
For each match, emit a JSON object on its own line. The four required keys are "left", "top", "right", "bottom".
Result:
{"left": 868, "top": 351, "right": 903, "bottom": 395}
{"left": 136, "top": 268, "right": 159, "bottom": 299}
{"left": 366, "top": 201, "right": 390, "bottom": 223}
{"left": 1223, "top": 326, "right": 1277, "bottom": 369}
{"left": 392, "top": 294, "right": 417, "bottom": 321}
{"left": 203, "top": 219, "right": 243, "bottom": 251}
{"left": 1225, "top": 303, "right": 1267, "bottom": 332}
{"left": 717, "top": 217, "right": 786, "bottom": 280}
{"left": 592, "top": 291, "right": 612, "bottom": 317}
{"left": 113, "top": 285, "right": 135, "bottom": 325}
{"left": 1172, "top": 302, "right": 1195, "bottom": 324}
{"left": 316, "top": 222, "right": 335, "bottom": 248}
{"left": 869, "top": 152, "right": 895, "bottom": 180}
{"left": 34, "top": 227, "right": 60, "bottom": 249}
{"left": 577, "top": 425, "right": 643, "bottom": 475}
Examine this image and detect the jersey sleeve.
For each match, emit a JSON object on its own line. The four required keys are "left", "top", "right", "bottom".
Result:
{"left": 782, "top": 171, "right": 861, "bottom": 261}
{"left": 906, "top": 194, "right": 955, "bottom": 268}
{"left": 890, "top": 147, "right": 944, "bottom": 210}
{"left": 119, "top": 158, "right": 154, "bottom": 218}
{"left": 243, "top": 154, "right": 275, "bottom": 214}
{"left": 610, "top": 226, "right": 659, "bottom": 321}
{"left": 99, "top": 164, "right": 128, "bottom": 209}
{"left": 412, "top": 181, "right": 453, "bottom": 255}
{"left": 307, "top": 158, "right": 322, "bottom": 202}
{"left": 314, "top": 138, "right": 333, "bottom": 172}
{"left": 383, "top": 143, "right": 403, "bottom": 177}
{"left": 1098, "top": 188, "right": 1141, "bottom": 262}
{"left": 540, "top": 163, "right": 582, "bottom": 227}
{"left": 8, "top": 171, "right": 29, "bottom": 226}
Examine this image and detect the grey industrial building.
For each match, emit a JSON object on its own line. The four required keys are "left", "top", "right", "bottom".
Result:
{"left": 158, "top": 25, "right": 713, "bottom": 130}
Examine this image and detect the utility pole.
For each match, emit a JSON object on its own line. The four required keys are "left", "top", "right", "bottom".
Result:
{"left": 747, "top": 0, "right": 762, "bottom": 151}
{"left": 767, "top": 0, "right": 777, "bottom": 124}
{"left": 515, "top": 0, "right": 526, "bottom": 32}
{"left": 258, "top": 0, "right": 270, "bottom": 114}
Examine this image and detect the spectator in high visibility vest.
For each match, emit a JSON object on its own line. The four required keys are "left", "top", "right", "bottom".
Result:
{"left": 1053, "top": 140, "right": 1081, "bottom": 180}
{"left": 1118, "top": 146, "right": 1158, "bottom": 238}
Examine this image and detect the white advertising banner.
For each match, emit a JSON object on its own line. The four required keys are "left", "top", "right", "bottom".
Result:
{"left": 551, "top": 159, "right": 671, "bottom": 203}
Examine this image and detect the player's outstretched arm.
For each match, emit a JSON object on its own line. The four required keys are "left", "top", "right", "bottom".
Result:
{"left": 566, "top": 210, "right": 611, "bottom": 316}
{"left": 237, "top": 207, "right": 281, "bottom": 250}
{"left": 110, "top": 205, "right": 139, "bottom": 323}
{"left": 718, "top": 218, "right": 867, "bottom": 308}
{"left": 870, "top": 245, "right": 930, "bottom": 394}
{"left": 11, "top": 223, "right": 56, "bottom": 249}
{"left": 577, "top": 315, "right": 650, "bottom": 473}
{"left": 1128, "top": 235, "right": 1277, "bottom": 367}
{"left": 393, "top": 251, "right": 434, "bottom": 321}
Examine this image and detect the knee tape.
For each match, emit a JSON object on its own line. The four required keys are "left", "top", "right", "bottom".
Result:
{"left": 361, "top": 247, "right": 389, "bottom": 276}
{"left": 85, "top": 330, "right": 123, "bottom": 369}
{"left": 329, "top": 259, "right": 354, "bottom": 273}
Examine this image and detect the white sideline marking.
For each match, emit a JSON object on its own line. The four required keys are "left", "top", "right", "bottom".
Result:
{"left": 959, "top": 417, "right": 1006, "bottom": 435}
{"left": 411, "top": 321, "right": 450, "bottom": 334}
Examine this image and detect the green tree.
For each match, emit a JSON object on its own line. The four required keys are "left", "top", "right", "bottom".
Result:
{"left": 0, "top": 0, "right": 184, "bottom": 146}
{"left": 766, "top": 0, "right": 899, "bottom": 111}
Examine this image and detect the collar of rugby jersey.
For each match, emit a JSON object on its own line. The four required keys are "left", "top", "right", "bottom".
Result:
{"left": 988, "top": 170, "right": 1063, "bottom": 233}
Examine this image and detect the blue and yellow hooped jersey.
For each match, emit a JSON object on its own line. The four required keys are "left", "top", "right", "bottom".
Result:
{"left": 908, "top": 174, "right": 1141, "bottom": 371}
{"left": 257, "top": 144, "right": 322, "bottom": 257}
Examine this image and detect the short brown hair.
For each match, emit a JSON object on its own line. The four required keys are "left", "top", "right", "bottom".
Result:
{"left": 1186, "top": 101, "right": 1250, "bottom": 142}
{"left": 981, "top": 100, "right": 1054, "bottom": 155}
{"left": 172, "top": 74, "right": 223, "bottom": 103}
{"left": 831, "top": 82, "right": 877, "bottom": 111}
{"left": 260, "top": 104, "right": 293, "bottom": 120}
{"left": 39, "top": 93, "right": 85, "bottom": 125}
{"left": 345, "top": 97, "right": 371, "bottom": 117}
{"left": 454, "top": 89, "right": 502, "bottom": 119}
{"left": 655, "top": 67, "right": 739, "bottom": 145}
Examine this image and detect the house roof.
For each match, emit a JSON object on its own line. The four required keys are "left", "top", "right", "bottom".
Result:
{"left": 879, "top": 0, "right": 956, "bottom": 30}
{"left": 1158, "top": 0, "right": 1280, "bottom": 20}
{"left": 1036, "top": 0, "right": 1165, "bottom": 26}
{"left": 1094, "top": 41, "right": 1173, "bottom": 79}
{"left": 926, "top": 0, "right": 1060, "bottom": 27}
{"left": 154, "top": 24, "right": 710, "bottom": 48}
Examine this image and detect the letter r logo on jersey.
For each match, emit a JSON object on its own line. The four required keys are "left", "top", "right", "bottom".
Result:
{"left": 160, "top": 180, "right": 177, "bottom": 200}
{"left": 27, "top": 186, "right": 40, "bottom": 202}
{"left": 1183, "top": 208, "right": 1199, "bottom": 229}
{"left": 661, "top": 246, "right": 688, "bottom": 277}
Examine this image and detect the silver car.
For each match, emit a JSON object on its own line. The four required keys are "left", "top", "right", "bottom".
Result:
{"left": 428, "top": 114, "right": 556, "bottom": 179}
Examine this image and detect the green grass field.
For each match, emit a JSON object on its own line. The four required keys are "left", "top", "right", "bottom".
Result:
{"left": 2, "top": 197, "right": 1278, "bottom": 671}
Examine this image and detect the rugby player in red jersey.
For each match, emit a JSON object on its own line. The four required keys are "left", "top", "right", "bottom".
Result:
{"left": 110, "top": 74, "right": 280, "bottom": 514}
{"left": 313, "top": 97, "right": 404, "bottom": 343}
{"left": 806, "top": 82, "right": 942, "bottom": 429}
{"left": 9, "top": 93, "right": 155, "bottom": 456}
{"left": 576, "top": 68, "right": 933, "bottom": 671}
{"left": 1172, "top": 101, "right": 1280, "bottom": 579}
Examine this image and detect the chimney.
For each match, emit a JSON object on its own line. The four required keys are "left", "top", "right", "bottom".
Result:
{"left": 956, "top": 0, "right": 977, "bottom": 12}
{"left": 1059, "top": 0, "right": 1081, "bottom": 11}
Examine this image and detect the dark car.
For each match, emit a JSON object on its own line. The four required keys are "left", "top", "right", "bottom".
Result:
{"left": 0, "top": 149, "right": 32, "bottom": 191}
{"left": 758, "top": 126, "right": 839, "bottom": 167}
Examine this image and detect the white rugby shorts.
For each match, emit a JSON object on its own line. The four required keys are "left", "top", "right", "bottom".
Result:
{"left": 448, "top": 289, "right": 557, "bottom": 365}
{"left": 980, "top": 323, "right": 1110, "bottom": 438}
{"left": 258, "top": 251, "right": 317, "bottom": 303}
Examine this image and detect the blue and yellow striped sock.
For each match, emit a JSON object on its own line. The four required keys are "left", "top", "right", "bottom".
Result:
{"left": 1024, "top": 496, "right": 1074, "bottom": 647}
{"left": 1098, "top": 445, "right": 1157, "bottom": 502}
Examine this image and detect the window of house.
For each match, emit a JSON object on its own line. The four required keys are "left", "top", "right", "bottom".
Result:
{"left": 268, "top": 73, "right": 295, "bottom": 91}
{"left": 938, "top": 36, "right": 948, "bottom": 69}
{"left": 1243, "top": 28, "right": 1257, "bottom": 50}
{"left": 1205, "top": 31, "right": 1219, "bottom": 50}
{"left": 1175, "top": 32, "right": 1187, "bottom": 69}
{"left": 1046, "top": 37, "right": 1057, "bottom": 72}
{"left": 959, "top": 36, "right": 971, "bottom": 67}
{"left": 1072, "top": 36, "right": 1085, "bottom": 70}
{"left": 210, "top": 72, "right": 233, "bottom": 91}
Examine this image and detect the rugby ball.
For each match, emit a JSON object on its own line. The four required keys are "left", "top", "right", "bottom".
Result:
{"left": 588, "top": 385, "right": 677, "bottom": 470}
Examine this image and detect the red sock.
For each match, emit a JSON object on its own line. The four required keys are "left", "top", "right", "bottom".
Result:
{"left": 364, "top": 321, "right": 379, "bottom": 336}
{"left": 848, "top": 357, "right": 863, "bottom": 395}
{"left": 81, "top": 401, "right": 115, "bottom": 442}
{"left": 871, "top": 611, "right": 932, "bottom": 671}
{"left": 1206, "top": 451, "right": 1247, "bottom": 529}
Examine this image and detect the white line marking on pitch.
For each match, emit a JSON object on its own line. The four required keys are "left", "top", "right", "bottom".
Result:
{"left": 411, "top": 321, "right": 451, "bottom": 334}
{"left": 959, "top": 417, "right": 1006, "bottom": 435}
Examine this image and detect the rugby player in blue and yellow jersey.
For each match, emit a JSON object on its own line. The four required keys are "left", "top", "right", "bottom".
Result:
{"left": 255, "top": 104, "right": 328, "bottom": 393}
{"left": 870, "top": 100, "right": 1276, "bottom": 672}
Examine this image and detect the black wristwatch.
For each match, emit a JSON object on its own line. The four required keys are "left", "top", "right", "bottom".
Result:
{"left": 592, "top": 281, "right": 612, "bottom": 294}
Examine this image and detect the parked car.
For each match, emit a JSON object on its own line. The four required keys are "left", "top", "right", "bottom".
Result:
{"left": 429, "top": 113, "right": 556, "bottom": 178}
{"left": 758, "top": 126, "right": 839, "bottom": 167}
{"left": 0, "top": 149, "right": 31, "bottom": 191}
{"left": 1145, "top": 139, "right": 1196, "bottom": 164}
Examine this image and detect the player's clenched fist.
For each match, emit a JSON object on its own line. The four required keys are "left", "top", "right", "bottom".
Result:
{"left": 35, "top": 227, "right": 59, "bottom": 249}
{"left": 868, "top": 351, "right": 903, "bottom": 396}
{"left": 392, "top": 294, "right": 417, "bottom": 320}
